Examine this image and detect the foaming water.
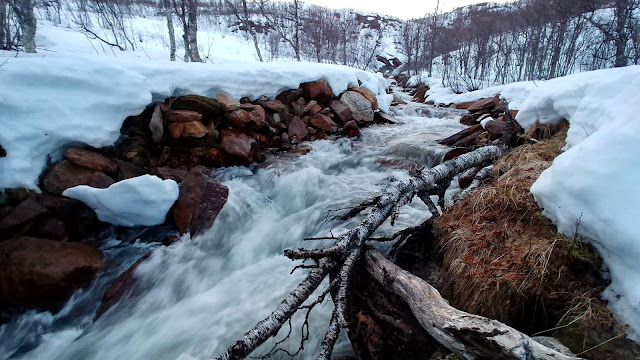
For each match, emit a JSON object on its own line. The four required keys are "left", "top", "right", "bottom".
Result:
{"left": 2, "top": 108, "right": 464, "bottom": 360}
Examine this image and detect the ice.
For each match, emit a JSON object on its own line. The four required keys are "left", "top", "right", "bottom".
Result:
{"left": 63, "top": 175, "right": 179, "bottom": 227}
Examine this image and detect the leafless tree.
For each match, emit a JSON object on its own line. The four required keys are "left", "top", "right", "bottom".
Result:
{"left": 258, "top": 0, "right": 301, "bottom": 61}
{"left": 7, "top": 0, "right": 36, "bottom": 52}
{"left": 225, "top": 0, "right": 263, "bottom": 61}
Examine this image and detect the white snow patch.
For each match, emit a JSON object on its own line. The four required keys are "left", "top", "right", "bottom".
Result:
{"left": 515, "top": 65, "right": 640, "bottom": 340}
{"left": 425, "top": 79, "right": 538, "bottom": 110}
{"left": 63, "top": 175, "right": 179, "bottom": 227}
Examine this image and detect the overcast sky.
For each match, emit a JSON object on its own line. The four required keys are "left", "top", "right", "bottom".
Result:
{"left": 300, "top": 0, "right": 511, "bottom": 19}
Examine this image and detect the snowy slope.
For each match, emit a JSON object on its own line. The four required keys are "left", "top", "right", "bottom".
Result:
{"left": 516, "top": 66, "right": 640, "bottom": 340}
{"left": 0, "top": 21, "right": 391, "bottom": 191}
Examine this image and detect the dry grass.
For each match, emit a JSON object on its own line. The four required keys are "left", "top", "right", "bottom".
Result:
{"left": 433, "top": 121, "right": 640, "bottom": 358}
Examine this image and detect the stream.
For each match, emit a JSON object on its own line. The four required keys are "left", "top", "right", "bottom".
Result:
{"left": 1, "top": 95, "right": 467, "bottom": 360}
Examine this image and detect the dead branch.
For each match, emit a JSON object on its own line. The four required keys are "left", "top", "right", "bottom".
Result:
{"left": 454, "top": 165, "right": 494, "bottom": 202}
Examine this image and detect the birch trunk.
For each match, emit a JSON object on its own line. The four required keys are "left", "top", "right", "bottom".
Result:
{"left": 16, "top": 0, "right": 36, "bottom": 53}
{"left": 187, "top": 0, "right": 201, "bottom": 62}
{"left": 164, "top": 0, "right": 176, "bottom": 61}
{"left": 0, "top": 0, "right": 6, "bottom": 49}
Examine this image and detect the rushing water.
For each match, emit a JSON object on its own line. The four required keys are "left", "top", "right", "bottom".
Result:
{"left": 1, "top": 98, "right": 467, "bottom": 360}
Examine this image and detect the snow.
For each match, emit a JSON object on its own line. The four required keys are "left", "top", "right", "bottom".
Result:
{"left": 515, "top": 65, "right": 640, "bottom": 340}
{"left": 62, "top": 175, "right": 179, "bottom": 227}
{"left": 0, "top": 20, "right": 391, "bottom": 190}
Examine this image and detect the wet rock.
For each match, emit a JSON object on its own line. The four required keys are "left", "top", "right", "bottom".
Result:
{"left": 485, "top": 120, "right": 508, "bottom": 137}
{"left": 215, "top": 93, "right": 240, "bottom": 112}
{"left": 467, "top": 97, "right": 499, "bottom": 112}
{"left": 351, "top": 87, "right": 378, "bottom": 110}
{"left": 0, "top": 196, "right": 48, "bottom": 231}
{"left": 276, "top": 88, "right": 303, "bottom": 104}
{"left": 0, "top": 236, "right": 103, "bottom": 308}
{"left": 287, "top": 116, "right": 309, "bottom": 142}
{"left": 460, "top": 114, "right": 478, "bottom": 126}
{"left": 151, "top": 167, "right": 189, "bottom": 183}
{"left": 302, "top": 79, "right": 333, "bottom": 104}
{"left": 95, "top": 252, "right": 151, "bottom": 319}
{"left": 443, "top": 148, "right": 471, "bottom": 162}
{"left": 63, "top": 148, "right": 118, "bottom": 174}
{"left": 189, "top": 147, "right": 226, "bottom": 168}
{"left": 374, "top": 112, "right": 397, "bottom": 124}
{"left": 172, "top": 95, "right": 221, "bottom": 116}
{"left": 455, "top": 100, "right": 476, "bottom": 109}
{"left": 439, "top": 125, "right": 483, "bottom": 146}
{"left": 43, "top": 160, "right": 115, "bottom": 195}
{"left": 166, "top": 110, "right": 203, "bottom": 123}
{"left": 117, "top": 161, "right": 146, "bottom": 181}
{"left": 343, "top": 120, "right": 360, "bottom": 137}
{"left": 392, "top": 95, "right": 407, "bottom": 105}
{"left": 289, "top": 145, "right": 312, "bottom": 155}
{"left": 38, "top": 194, "right": 101, "bottom": 242}
{"left": 36, "top": 218, "right": 67, "bottom": 240}
{"left": 310, "top": 113, "right": 337, "bottom": 133}
{"left": 149, "top": 103, "right": 164, "bottom": 143}
{"left": 172, "top": 167, "right": 229, "bottom": 236}
{"left": 225, "top": 105, "right": 266, "bottom": 129}
{"left": 220, "top": 129, "right": 257, "bottom": 164}
{"left": 280, "top": 132, "right": 291, "bottom": 150}
{"left": 303, "top": 100, "right": 322, "bottom": 116}
{"left": 311, "top": 132, "right": 329, "bottom": 141}
{"left": 412, "top": 88, "right": 427, "bottom": 102}
{"left": 262, "top": 100, "right": 286, "bottom": 113}
{"left": 453, "top": 130, "right": 484, "bottom": 148}
{"left": 167, "top": 121, "right": 209, "bottom": 139}
{"left": 340, "top": 91, "right": 374, "bottom": 123}
{"left": 329, "top": 100, "right": 353, "bottom": 124}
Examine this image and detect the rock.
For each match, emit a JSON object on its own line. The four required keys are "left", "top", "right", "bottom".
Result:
{"left": 485, "top": 120, "right": 508, "bottom": 137}
{"left": 152, "top": 167, "right": 189, "bottom": 182}
{"left": 181, "top": 121, "right": 209, "bottom": 138}
{"left": 37, "top": 194, "right": 101, "bottom": 241}
{"left": 455, "top": 100, "right": 476, "bottom": 109}
{"left": 0, "top": 196, "right": 48, "bottom": 230}
{"left": 377, "top": 158, "right": 419, "bottom": 172}
{"left": 63, "top": 148, "right": 118, "bottom": 174}
{"left": 302, "top": 100, "right": 318, "bottom": 114}
{"left": 510, "top": 109, "right": 519, "bottom": 118}
{"left": 215, "top": 93, "right": 240, "bottom": 111}
{"left": 0, "top": 145, "right": 6, "bottom": 157}
{"left": 453, "top": 130, "right": 484, "bottom": 148}
{"left": 302, "top": 79, "right": 333, "bottom": 104}
{"left": 374, "top": 112, "right": 397, "bottom": 124}
{"left": 460, "top": 114, "right": 478, "bottom": 126}
{"left": 289, "top": 145, "right": 312, "bottom": 155}
{"left": 149, "top": 103, "right": 164, "bottom": 143}
{"left": 168, "top": 122, "right": 184, "bottom": 138}
{"left": 392, "top": 95, "right": 407, "bottom": 105}
{"left": 329, "top": 100, "right": 353, "bottom": 124}
{"left": 443, "top": 148, "right": 471, "bottom": 162}
{"left": 225, "top": 105, "right": 266, "bottom": 129}
{"left": 172, "top": 95, "right": 221, "bottom": 116}
{"left": 276, "top": 88, "right": 303, "bottom": 104}
{"left": 340, "top": 91, "right": 374, "bottom": 123}
{"left": 262, "top": 100, "right": 286, "bottom": 113}
{"left": 287, "top": 116, "right": 309, "bottom": 141}
{"left": 307, "top": 127, "right": 317, "bottom": 135}
{"left": 43, "top": 160, "right": 114, "bottom": 195}
{"left": 412, "top": 88, "right": 427, "bottom": 102}
{"left": 474, "top": 131, "right": 491, "bottom": 146}
{"left": 189, "top": 147, "right": 226, "bottom": 168}
{"left": 310, "top": 113, "right": 337, "bottom": 133}
{"left": 117, "top": 161, "right": 146, "bottom": 181}
{"left": 352, "top": 87, "right": 378, "bottom": 110}
{"left": 95, "top": 252, "right": 150, "bottom": 320}
{"left": 0, "top": 237, "right": 103, "bottom": 308}
{"left": 166, "top": 110, "right": 203, "bottom": 123}
{"left": 467, "top": 97, "right": 499, "bottom": 112}
{"left": 439, "top": 125, "right": 483, "bottom": 146}
{"left": 343, "top": 120, "right": 360, "bottom": 137}
{"left": 172, "top": 167, "right": 229, "bottom": 236}
{"left": 36, "top": 218, "right": 67, "bottom": 240}
{"left": 311, "top": 132, "right": 329, "bottom": 141}
{"left": 220, "top": 129, "right": 257, "bottom": 164}
{"left": 280, "top": 132, "right": 291, "bottom": 150}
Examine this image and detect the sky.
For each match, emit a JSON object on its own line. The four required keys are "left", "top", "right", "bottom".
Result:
{"left": 301, "top": 0, "right": 511, "bottom": 19}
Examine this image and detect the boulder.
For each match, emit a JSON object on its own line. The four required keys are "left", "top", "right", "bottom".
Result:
{"left": 151, "top": 167, "right": 189, "bottom": 183}
{"left": 37, "top": 194, "right": 101, "bottom": 242}
{"left": 172, "top": 95, "right": 221, "bottom": 116}
{"left": 455, "top": 100, "right": 476, "bottom": 109}
{"left": 261, "top": 100, "right": 287, "bottom": 113}
{"left": 224, "top": 105, "right": 266, "bottom": 129}
{"left": 43, "top": 160, "right": 114, "bottom": 195}
{"left": 485, "top": 120, "right": 509, "bottom": 138}
{"left": 0, "top": 196, "right": 48, "bottom": 231}
{"left": 172, "top": 167, "right": 229, "bottom": 236}
{"left": 329, "top": 100, "right": 353, "bottom": 124}
{"left": 412, "top": 88, "right": 427, "bottom": 102}
{"left": 343, "top": 120, "right": 360, "bottom": 137}
{"left": 95, "top": 252, "right": 150, "bottom": 319}
{"left": 351, "top": 87, "right": 378, "bottom": 110}
{"left": 276, "top": 88, "right": 303, "bottom": 104}
{"left": 310, "top": 113, "right": 337, "bottom": 133}
{"left": 220, "top": 129, "right": 257, "bottom": 164}
{"left": 189, "top": 147, "right": 226, "bottom": 168}
{"left": 453, "top": 130, "right": 484, "bottom": 148}
{"left": 302, "top": 79, "right": 333, "bottom": 104}
{"left": 36, "top": 218, "right": 67, "bottom": 241}
{"left": 467, "top": 97, "right": 500, "bottom": 112}
{"left": 340, "top": 91, "right": 374, "bottom": 123}
{"left": 149, "top": 103, "right": 164, "bottom": 143}
{"left": 439, "top": 125, "right": 483, "bottom": 146}
{"left": 215, "top": 93, "right": 240, "bottom": 112}
{"left": 460, "top": 114, "right": 479, "bottom": 126}
{"left": 63, "top": 148, "right": 118, "bottom": 174}
{"left": 166, "top": 110, "right": 203, "bottom": 123}
{"left": 287, "top": 116, "right": 309, "bottom": 141}
{"left": 443, "top": 148, "right": 471, "bottom": 162}
{"left": 117, "top": 161, "right": 147, "bottom": 181}
{"left": 0, "top": 237, "right": 103, "bottom": 308}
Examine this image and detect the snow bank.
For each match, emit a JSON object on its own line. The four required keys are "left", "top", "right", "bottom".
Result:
{"left": 63, "top": 175, "right": 179, "bottom": 227}
{"left": 0, "top": 50, "right": 390, "bottom": 190}
{"left": 516, "top": 65, "right": 640, "bottom": 339}
{"left": 424, "top": 78, "right": 538, "bottom": 110}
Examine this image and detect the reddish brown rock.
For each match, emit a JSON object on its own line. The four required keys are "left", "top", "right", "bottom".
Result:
{"left": 63, "top": 148, "right": 118, "bottom": 174}
{"left": 167, "top": 110, "right": 203, "bottom": 123}
{"left": 289, "top": 145, "right": 312, "bottom": 155}
{"left": 311, "top": 132, "right": 329, "bottom": 141}
{"left": 412, "top": 88, "right": 427, "bottom": 102}
{"left": 510, "top": 109, "right": 519, "bottom": 118}
{"left": 220, "top": 129, "right": 257, "bottom": 164}
{"left": 280, "top": 132, "right": 291, "bottom": 150}
{"left": 460, "top": 114, "right": 479, "bottom": 126}
{"left": 262, "top": 100, "right": 286, "bottom": 113}
{"left": 152, "top": 167, "right": 189, "bottom": 182}
{"left": 225, "top": 105, "right": 266, "bottom": 129}
{"left": 37, "top": 194, "right": 101, "bottom": 242}
{"left": 0, "top": 196, "right": 48, "bottom": 231}
{"left": 181, "top": 121, "right": 209, "bottom": 138}
{"left": 172, "top": 167, "right": 229, "bottom": 236}
{"left": 302, "top": 79, "right": 333, "bottom": 104}
{"left": 438, "top": 125, "right": 483, "bottom": 146}
{"left": 117, "top": 161, "right": 146, "bottom": 181}
{"left": 36, "top": 218, "right": 67, "bottom": 240}
{"left": 455, "top": 100, "right": 476, "bottom": 109}
{"left": 306, "top": 127, "right": 317, "bottom": 136}
{"left": 168, "top": 122, "right": 184, "bottom": 138}
{"left": 453, "top": 130, "right": 484, "bottom": 148}
{"left": 352, "top": 87, "right": 379, "bottom": 110}
{"left": 343, "top": 120, "right": 360, "bottom": 137}
{"left": 485, "top": 120, "right": 509, "bottom": 137}
{"left": 310, "top": 113, "right": 337, "bottom": 133}
{"left": 95, "top": 252, "right": 150, "bottom": 319}
{"left": 443, "top": 148, "right": 471, "bottom": 162}
{"left": 43, "top": 160, "right": 114, "bottom": 195}
{"left": 287, "top": 116, "right": 309, "bottom": 141}
{"left": 172, "top": 95, "right": 221, "bottom": 116}
{"left": 276, "top": 88, "right": 303, "bottom": 104}
{"left": 215, "top": 93, "right": 240, "bottom": 112}
{"left": 189, "top": 147, "right": 226, "bottom": 168}
{"left": 329, "top": 100, "right": 353, "bottom": 124}
{"left": 467, "top": 97, "right": 500, "bottom": 112}
{"left": 374, "top": 112, "right": 397, "bottom": 124}
{"left": 0, "top": 237, "right": 103, "bottom": 308}
{"left": 377, "top": 158, "right": 419, "bottom": 172}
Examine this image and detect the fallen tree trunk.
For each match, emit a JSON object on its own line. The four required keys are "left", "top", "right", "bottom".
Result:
{"left": 364, "top": 248, "right": 582, "bottom": 360}
{"left": 214, "top": 146, "right": 504, "bottom": 360}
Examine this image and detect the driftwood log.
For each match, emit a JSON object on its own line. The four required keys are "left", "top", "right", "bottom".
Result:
{"left": 212, "top": 145, "right": 579, "bottom": 360}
